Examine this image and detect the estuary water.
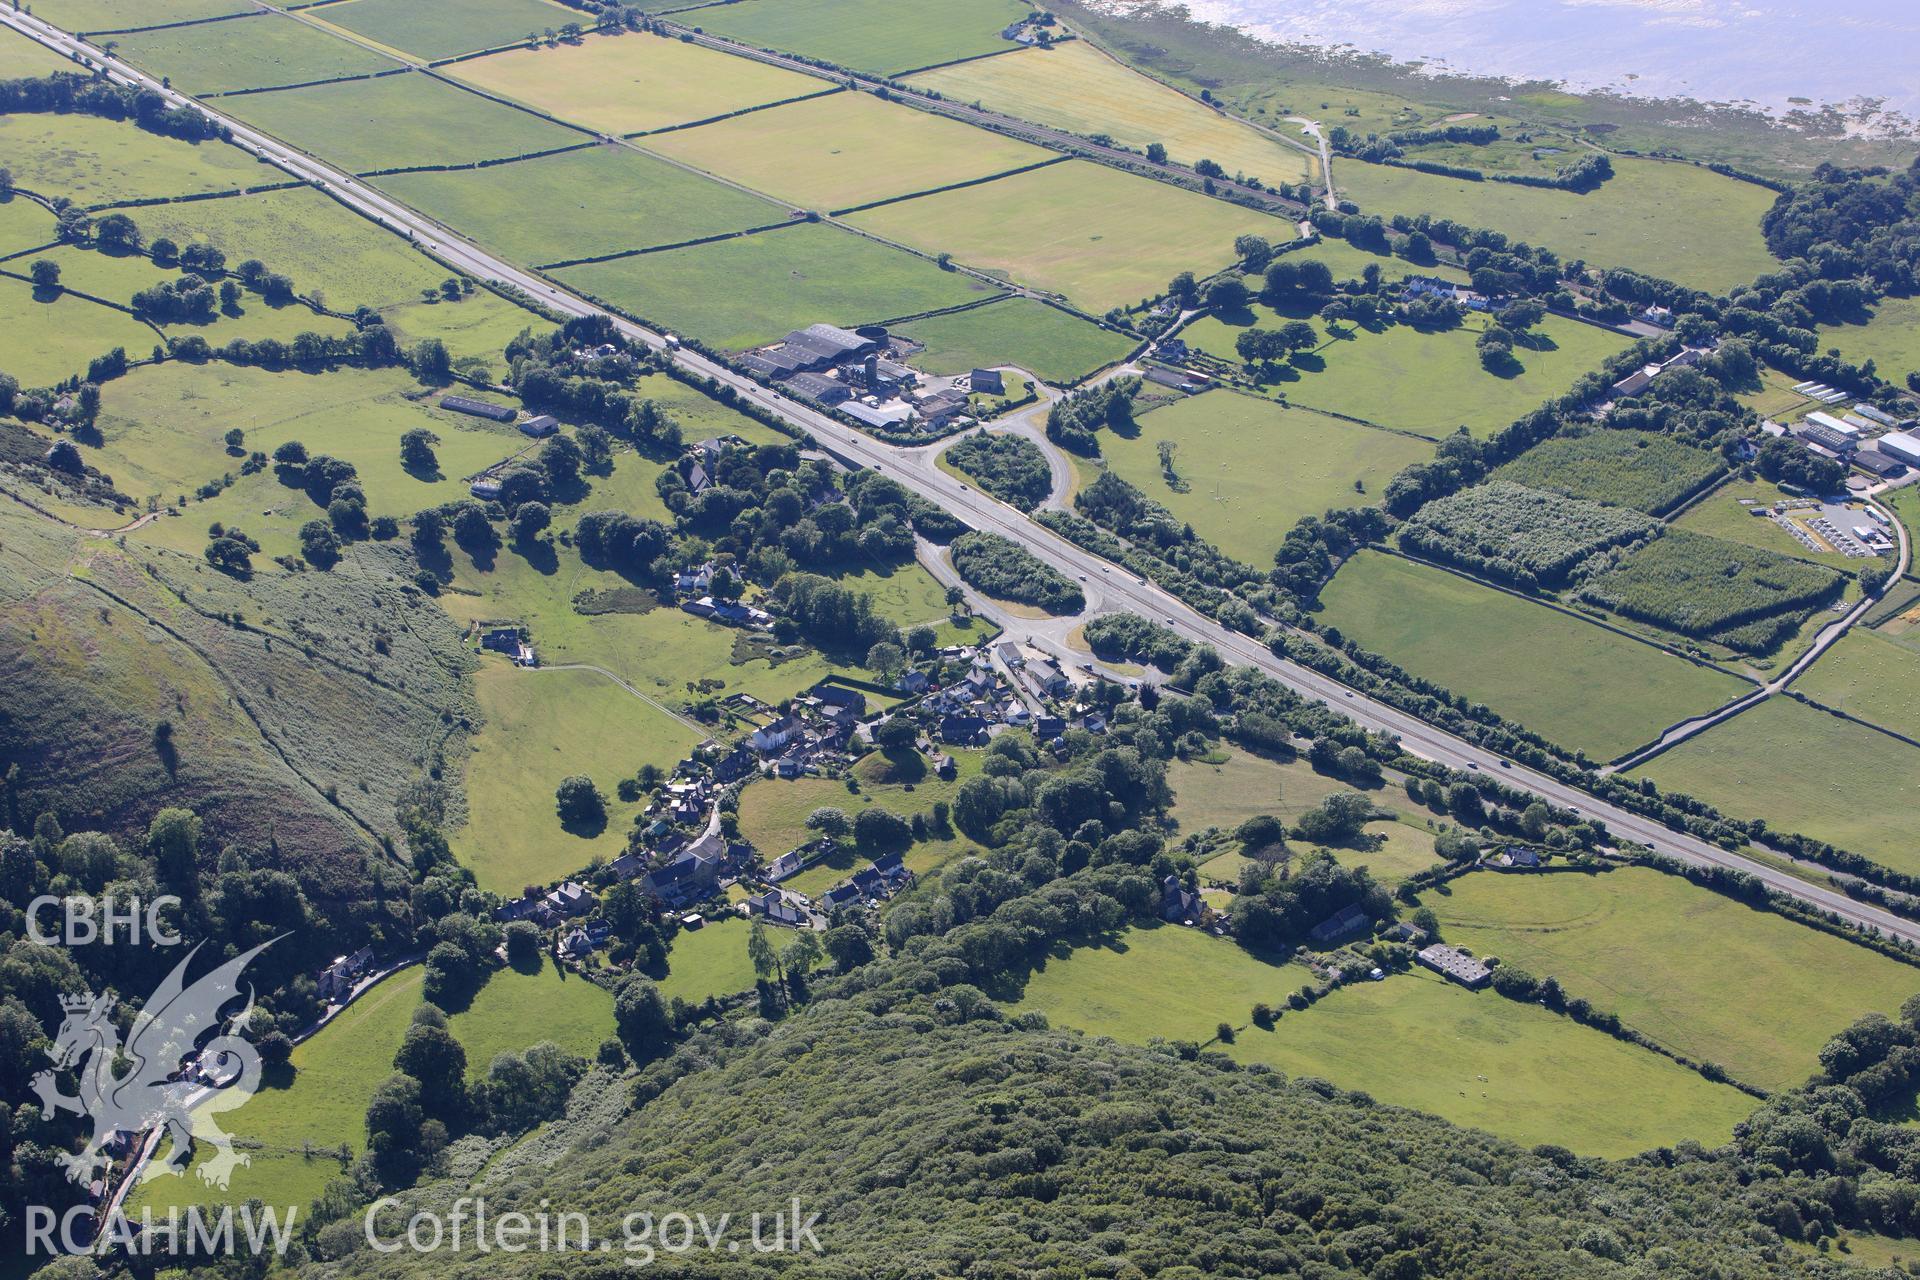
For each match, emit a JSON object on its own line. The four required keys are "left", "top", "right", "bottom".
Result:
{"left": 1114, "top": 0, "right": 1920, "bottom": 125}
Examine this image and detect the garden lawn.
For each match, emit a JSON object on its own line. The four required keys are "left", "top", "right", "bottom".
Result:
{"left": 846, "top": 160, "right": 1285, "bottom": 313}
{"left": 225, "top": 71, "right": 579, "bottom": 173}
{"left": 111, "top": 13, "right": 390, "bottom": 94}
{"left": 553, "top": 221, "right": 996, "bottom": 350}
{"left": 127, "top": 186, "right": 460, "bottom": 312}
{"left": 1427, "top": 866, "right": 1920, "bottom": 1091}
{"left": 376, "top": 144, "right": 782, "bottom": 267}
{"left": 0, "top": 195, "right": 56, "bottom": 257}
{"left": 447, "top": 960, "right": 613, "bottom": 1075}
{"left": 1231, "top": 969, "right": 1757, "bottom": 1156}
{"left": 1631, "top": 696, "right": 1920, "bottom": 878}
{"left": 644, "top": 90, "right": 1051, "bottom": 212}
{"left": 691, "top": 0, "right": 1031, "bottom": 75}
{"left": 1101, "top": 391, "right": 1429, "bottom": 564}
{"left": 658, "top": 917, "right": 760, "bottom": 1005}
{"left": 1339, "top": 155, "right": 1779, "bottom": 293}
{"left": 1789, "top": 628, "right": 1920, "bottom": 743}
{"left": 0, "top": 276, "right": 155, "bottom": 386}
{"left": 0, "top": 112, "right": 270, "bottom": 203}
{"left": 455, "top": 663, "right": 704, "bottom": 895}
{"left": 1493, "top": 429, "right": 1724, "bottom": 514}
{"left": 308, "top": 0, "right": 579, "bottom": 60}
{"left": 1317, "top": 550, "right": 1750, "bottom": 761}
{"left": 909, "top": 40, "right": 1313, "bottom": 185}
{"left": 895, "top": 297, "right": 1133, "bottom": 385}
{"left": 1819, "top": 295, "right": 1920, "bottom": 385}
{"left": 29, "top": 0, "right": 253, "bottom": 29}
{"left": 448, "top": 28, "right": 821, "bottom": 136}
{"left": 130, "top": 968, "right": 425, "bottom": 1215}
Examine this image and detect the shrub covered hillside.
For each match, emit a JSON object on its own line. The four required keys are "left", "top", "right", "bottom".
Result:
{"left": 319, "top": 1005, "right": 1820, "bottom": 1280}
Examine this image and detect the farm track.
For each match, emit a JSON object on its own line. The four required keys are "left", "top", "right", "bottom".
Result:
{"left": 11, "top": 8, "right": 1920, "bottom": 946}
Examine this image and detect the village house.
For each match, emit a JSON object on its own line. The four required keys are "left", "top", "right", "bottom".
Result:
{"left": 969, "top": 368, "right": 1005, "bottom": 396}
{"left": 767, "top": 849, "right": 804, "bottom": 882}
{"left": 1160, "top": 874, "right": 1201, "bottom": 924}
{"left": 746, "top": 888, "right": 809, "bottom": 928}
{"left": 317, "top": 945, "right": 375, "bottom": 1002}
{"left": 750, "top": 715, "right": 802, "bottom": 754}
{"left": 1309, "top": 904, "right": 1371, "bottom": 946}
{"left": 545, "top": 880, "right": 594, "bottom": 918}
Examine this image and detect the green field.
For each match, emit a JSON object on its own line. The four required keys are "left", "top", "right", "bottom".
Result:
{"left": 0, "top": 112, "right": 272, "bottom": 204}
{"left": 0, "top": 196, "right": 57, "bottom": 258}
{"left": 0, "top": 275, "right": 156, "bottom": 386}
{"left": 112, "top": 13, "right": 392, "bottom": 94}
{"left": 227, "top": 71, "right": 580, "bottom": 172}
{"left": 456, "top": 663, "right": 705, "bottom": 895}
{"left": 1492, "top": 429, "right": 1725, "bottom": 514}
{"left": 127, "top": 186, "right": 466, "bottom": 313}
{"left": 1675, "top": 478, "right": 1867, "bottom": 570}
{"left": 1793, "top": 626, "right": 1920, "bottom": 741}
{"left": 1819, "top": 294, "right": 1920, "bottom": 384}
{"left": 737, "top": 747, "right": 981, "bottom": 872}
{"left": 657, "top": 917, "right": 761, "bottom": 1006}
{"left": 1169, "top": 749, "right": 1358, "bottom": 833}
{"left": 909, "top": 39, "right": 1313, "bottom": 186}
{"left": 1187, "top": 306, "right": 1626, "bottom": 438}
{"left": 1013, "top": 924, "right": 1756, "bottom": 1157}
{"left": 1632, "top": 695, "right": 1920, "bottom": 877}
{"left": 446, "top": 960, "right": 614, "bottom": 1075}
{"left": 645, "top": 90, "right": 1052, "bottom": 212}
{"left": 377, "top": 287, "right": 542, "bottom": 368}
{"left": 554, "top": 221, "right": 995, "bottom": 350}
{"left": 1203, "top": 817, "right": 1444, "bottom": 887}
{"left": 895, "top": 297, "right": 1133, "bottom": 385}
{"left": 1339, "top": 154, "right": 1780, "bottom": 293}
{"left": 847, "top": 160, "right": 1285, "bottom": 313}
{"left": 131, "top": 967, "right": 426, "bottom": 1215}
{"left": 449, "top": 27, "right": 822, "bottom": 136}
{"left": 1317, "top": 551, "right": 1750, "bottom": 761}
{"left": 691, "top": 0, "right": 1031, "bottom": 75}
{"left": 310, "top": 0, "right": 579, "bottom": 59}
{"left": 1101, "top": 391, "right": 1429, "bottom": 564}
{"left": 30, "top": 0, "right": 253, "bottom": 31}
{"left": 377, "top": 144, "right": 782, "bottom": 266}
{"left": 1426, "top": 867, "right": 1920, "bottom": 1091}
{"left": 0, "top": 25, "right": 79, "bottom": 75}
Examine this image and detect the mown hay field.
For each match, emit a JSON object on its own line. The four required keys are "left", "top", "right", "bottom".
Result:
{"left": 448, "top": 28, "right": 823, "bottom": 136}
{"left": 894, "top": 297, "right": 1133, "bottom": 385}
{"left": 1339, "top": 154, "right": 1780, "bottom": 293}
{"left": 1317, "top": 550, "right": 1750, "bottom": 761}
{"left": 1100, "top": 392, "right": 1430, "bottom": 564}
{"left": 1630, "top": 695, "right": 1920, "bottom": 878}
{"left": 376, "top": 144, "right": 783, "bottom": 266}
{"left": 308, "top": 0, "right": 581, "bottom": 61}
{"left": 112, "top": 12, "right": 391, "bottom": 94}
{"left": 691, "top": 0, "right": 1032, "bottom": 76}
{"left": 1425, "top": 866, "right": 1920, "bottom": 1091}
{"left": 845, "top": 159, "right": 1285, "bottom": 313}
{"left": 643, "top": 89, "right": 1052, "bottom": 212}
{"left": 1795, "top": 628, "right": 1920, "bottom": 743}
{"left": 908, "top": 39, "right": 1313, "bottom": 186}
{"left": 553, "top": 221, "right": 995, "bottom": 350}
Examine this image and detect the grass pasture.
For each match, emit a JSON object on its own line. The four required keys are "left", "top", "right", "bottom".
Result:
{"left": 1170, "top": 749, "right": 1361, "bottom": 833}
{"left": 1339, "top": 155, "right": 1780, "bottom": 293}
{"left": 1794, "top": 629, "right": 1920, "bottom": 743}
{"left": 448, "top": 28, "right": 821, "bottom": 136}
{"left": 130, "top": 968, "right": 426, "bottom": 1215}
{"left": 1100, "top": 391, "right": 1429, "bottom": 564}
{"left": 28, "top": 0, "right": 254, "bottom": 30}
{"left": 1493, "top": 429, "right": 1724, "bottom": 514}
{"left": 1013, "top": 924, "right": 1756, "bottom": 1157}
{"left": 226, "top": 71, "right": 580, "bottom": 173}
{"left": 554, "top": 221, "right": 995, "bottom": 350}
{"left": 846, "top": 159, "right": 1284, "bottom": 313}
{"left": 110, "top": 13, "right": 391, "bottom": 94}
{"left": 644, "top": 90, "right": 1052, "bottom": 212}
{"left": 447, "top": 960, "right": 613, "bottom": 1075}
{"left": 1632, "top": 696, "right": 1920, "bottom": 878}
{"left": 377, "top": 287, "right": 542, "bottom": 367}
{"left": 1426, "top": 867, "right": 1920, "bottom": 1091}
{"left": 895, "top": 297, "right": 1134, "bottom": 385}
{"left": 908, "top": 40, "right": 1313, "bottom": 187}
{"left": 737, "top": 747, "right": 980, "bottom": 871}
{"left": 1317, "top": 550, "right": 1749, "bottom": 761}
{"left": 0, "top": 275, "right": 156, "bottom": 386}
{"left": 658, "top": 917, "right": 760, "bottom": 1006}
{"left": 456, "top": 663, "right": 704, "bottom": 895}
{"left": 0, "top": 195, "right": 57, "bottom": 257}
{"left": 0, "top": 25, "right": 80, "bottom": 76}
{"left": 0, "top": 112, "right": 270, "bottom": 204}
{"left": 308, "top": 0, "right": 580, "bottom": 60}
{"left": 376, "top": 144, "right": 781, "bottom": 267}
{"left": 1819, "top": 294, "right": 1920, "bottom": 384}
{"left": 691, "top": 0, "right": 1031, "bottom": 76}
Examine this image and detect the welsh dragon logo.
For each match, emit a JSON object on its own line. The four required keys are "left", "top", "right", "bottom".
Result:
{"left": 31, "top": 939, "right": 278, "bottom": 1191}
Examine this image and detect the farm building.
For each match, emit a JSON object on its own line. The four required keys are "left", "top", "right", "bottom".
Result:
{"left": 1855, "top": 450, "right": 1909, "bottom": 478}
{"left": 1418, "top": 944, "right": 1493, "bottom": 989}
{"left": 441, "top": 394, "right": 516, "bottom": 422}
{"left": 1876, "top": 431, "right": 1920, "bottom": 468}
{"left": 786, "top": 371, "right": 850, "bottom": 405}
{"left": 841, "top": 400, "right": 916, "bottom": 430}
{"left": 970, "top": 368, "right": 1005, "bottom": 395}
{"left": 518, "top": 414, "right": 560, "bottom": 438}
